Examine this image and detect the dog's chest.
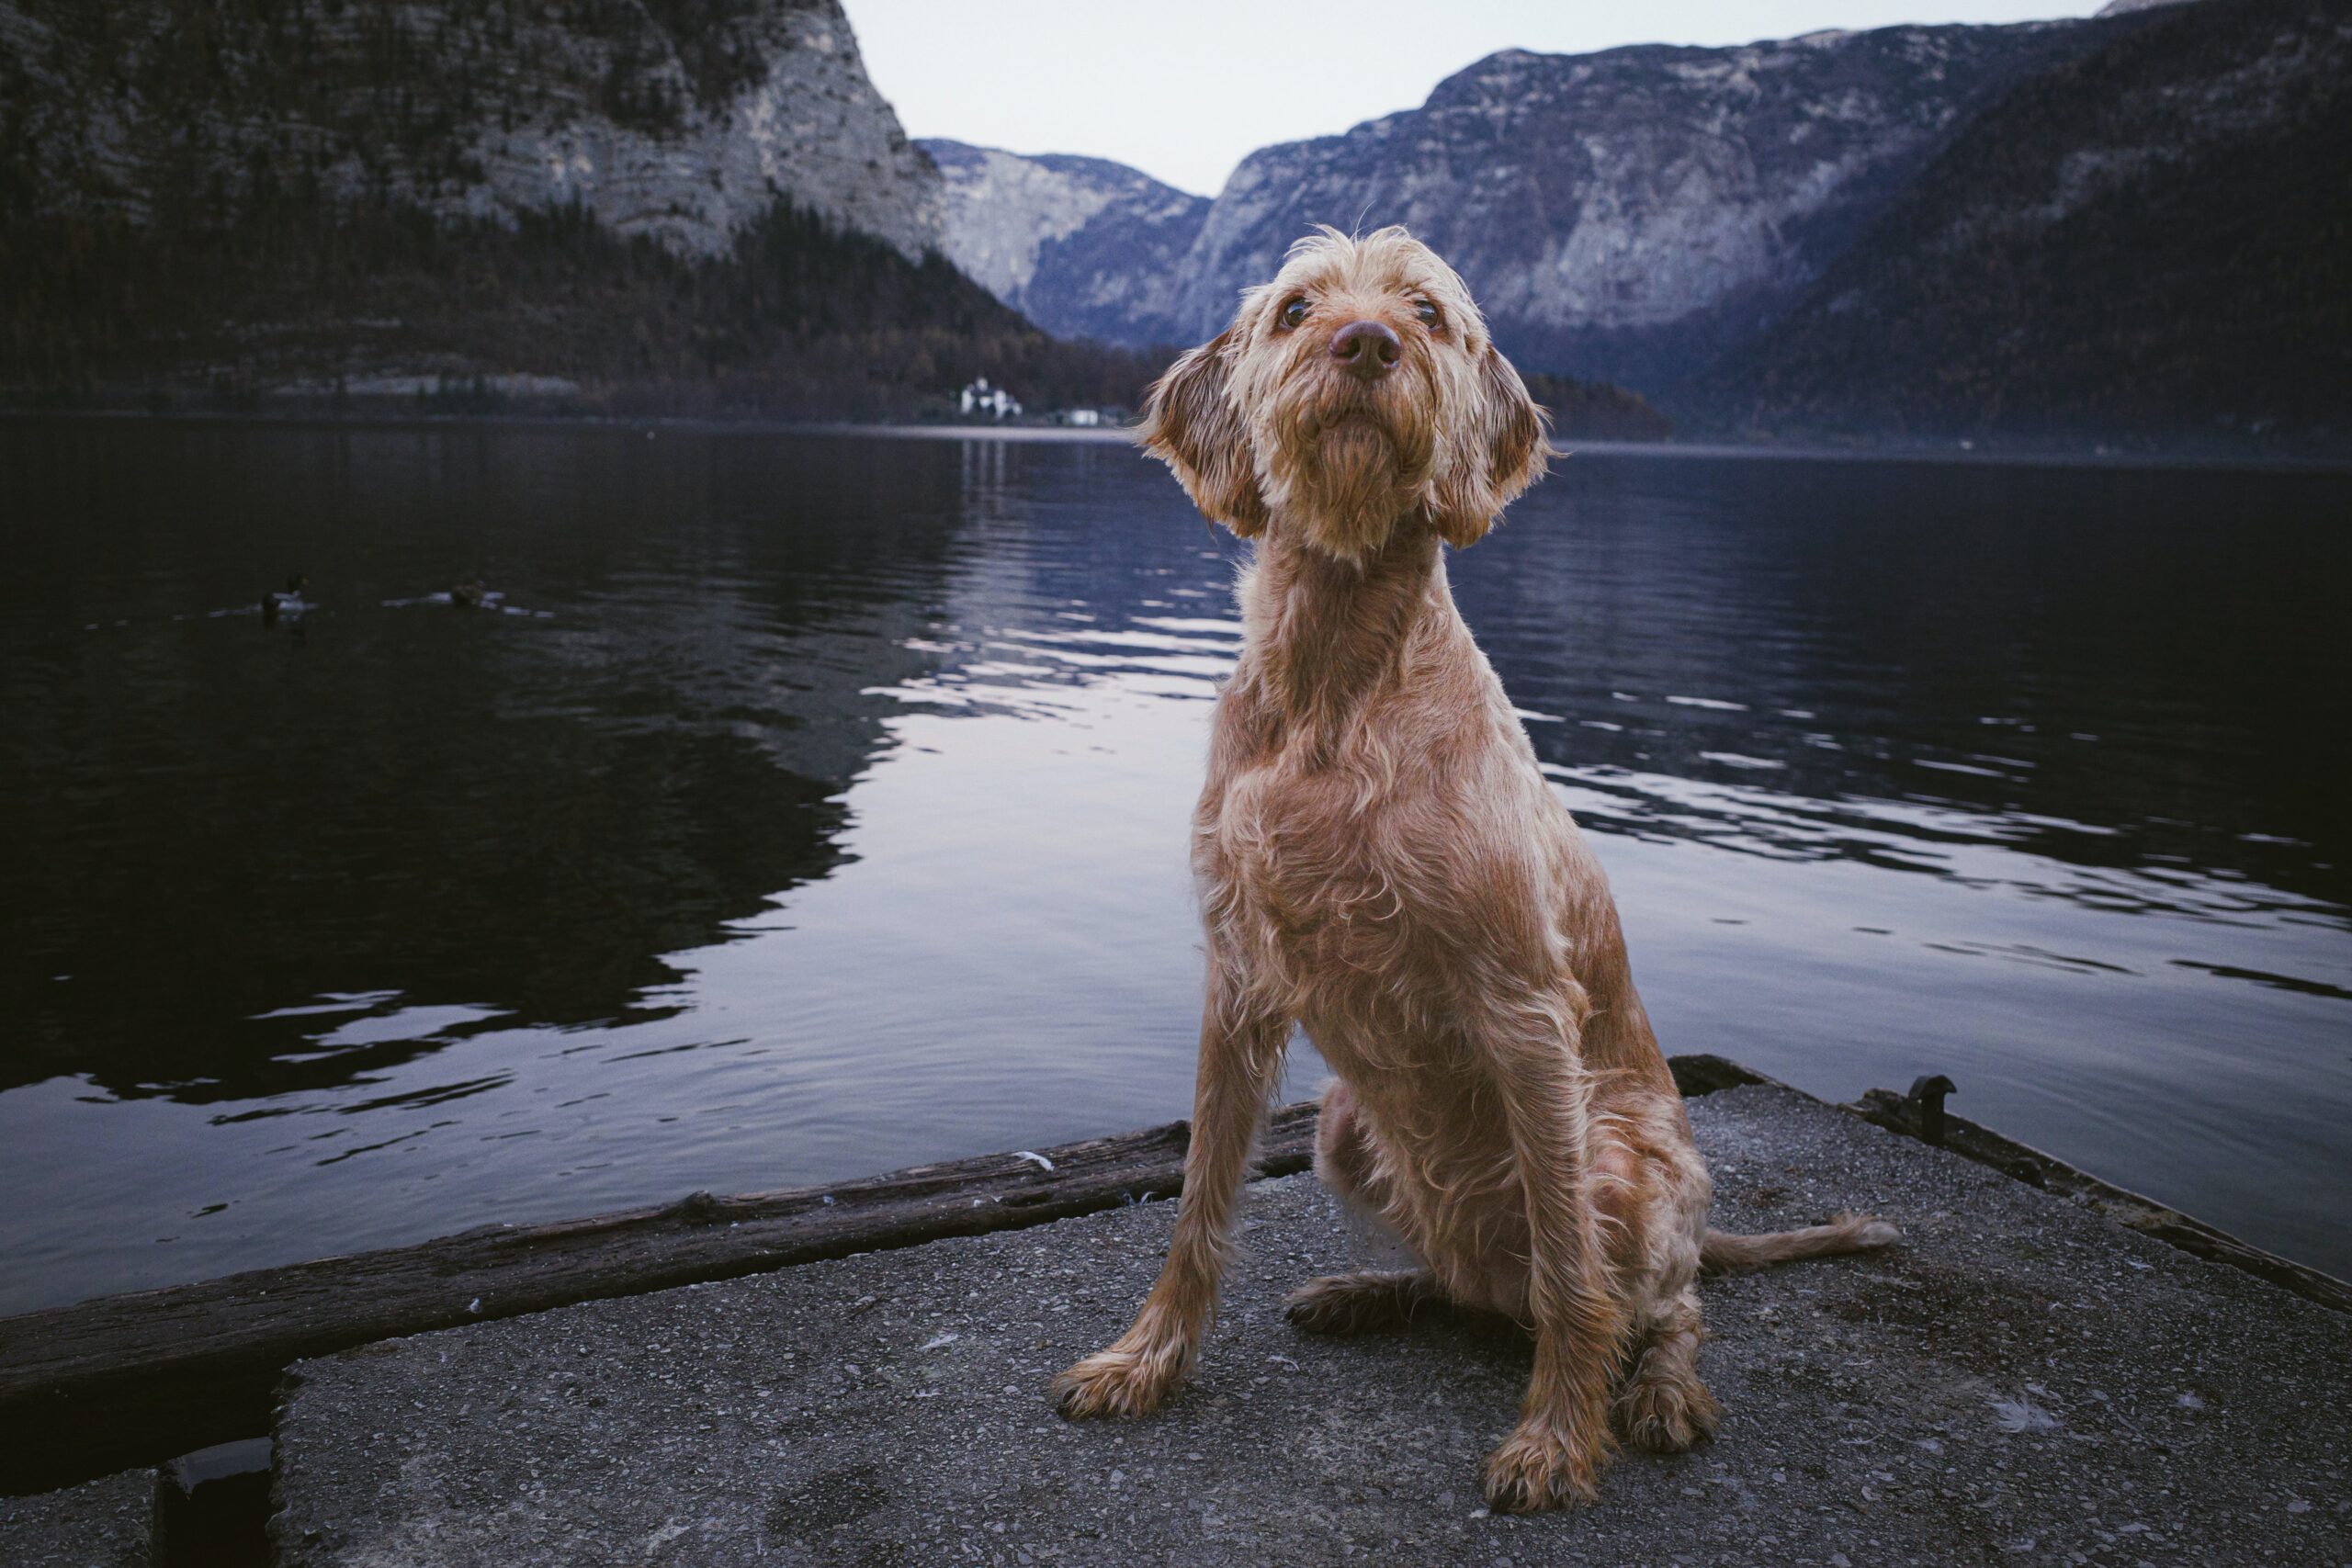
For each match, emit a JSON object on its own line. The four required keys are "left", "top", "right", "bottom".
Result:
{"left": 1199, "top": 754, "right": 1465, "bottom": 955}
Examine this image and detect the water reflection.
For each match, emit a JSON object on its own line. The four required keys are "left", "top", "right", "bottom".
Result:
{"left": 0, "top": 423, "right": 2345, "bottom": 1311}
{"left": 1462, "top": 457, "right": 2347, "bottom": 907}
{"left": 5, "top": 426, "right": 974, "bottom": 1103}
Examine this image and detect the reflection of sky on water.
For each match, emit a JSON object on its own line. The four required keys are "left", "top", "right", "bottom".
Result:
{"left": 0, "top": 425, "right": 2345, "bottom": 1312}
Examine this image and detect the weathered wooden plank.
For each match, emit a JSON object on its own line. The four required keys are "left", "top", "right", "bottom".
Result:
{"left": 1659, "top": 1052, "right": 1772, "bottom": 1097}
{"left": 15, "top": 1051, "right": 2329, "bottom": 1501}
{"left": 0, "top": 1102, "right": 1322, "bottom": 1495}
{"left": 0, "top": 1055, "right": 1804, "bottom": 1495}
{"left": 1849, "top": 1086, "right": 2352, "bottom": 1314}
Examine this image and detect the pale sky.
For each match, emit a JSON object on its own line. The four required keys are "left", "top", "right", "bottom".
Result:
{"left": 842, "top": 0, "right": 2109, "bottom": 197}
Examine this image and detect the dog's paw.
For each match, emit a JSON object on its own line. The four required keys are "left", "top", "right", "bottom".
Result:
{"left": 1618, "top": 1372, "right": 1722, "bottom": 1454}
{"left": 1283, "top": 1272, "right": 1422, "bottom": 1336}
{"left": 1049, "top": 1344, "right": 1182, "bottom": 1420}
{"left": 1481, "top": 1420, "right": 1607, "bottom": 1513}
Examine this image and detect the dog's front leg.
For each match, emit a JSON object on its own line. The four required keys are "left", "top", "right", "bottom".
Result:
{"left": 1478, "top": 996, "right": 1632, "bottom": 1512}
{"left": 1051, "top": 969, "right": 1288, "bottom": 1419}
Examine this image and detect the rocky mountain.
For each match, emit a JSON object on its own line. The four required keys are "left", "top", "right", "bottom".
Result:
{"left": 11, "top": 0, "right": 2332, "bottom": 447}
{"left": 922, "top": 139, "right": 1208, "bottom": 345}
{"left": 0, "top": 0, "right": 941, "bottom": 261}
{"left": 928, "top": 22, "right": 2098, "bottom": 389}
{"left": 0, "top": 0, "right": 1166, "bottom": 413}
{"left": 1710, "top": 0, "right": 2352, "bottom": 450}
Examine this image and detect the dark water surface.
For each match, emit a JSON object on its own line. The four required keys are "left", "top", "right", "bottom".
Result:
{"left": 3, "top": 421, "right": 2346, "bottom": 1313}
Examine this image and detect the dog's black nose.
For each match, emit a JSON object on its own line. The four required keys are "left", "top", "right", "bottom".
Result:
{"left": 1329, "top": 320, "right": 1401, "bottom": 378}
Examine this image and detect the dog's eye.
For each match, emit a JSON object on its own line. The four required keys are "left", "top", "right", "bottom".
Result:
{"left": 1413, "top": 298, "right": 1441, "bottom": 329}
{"left": 1278, "top": 297, "right": 1309, "bottom": 331}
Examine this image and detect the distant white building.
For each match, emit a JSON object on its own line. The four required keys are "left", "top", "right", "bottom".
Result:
{"left": 1063, "top": 408, "right": 1102, "bottom": 427}
{"left": 960, "top": 377, "right": 1022, "bottom": 419}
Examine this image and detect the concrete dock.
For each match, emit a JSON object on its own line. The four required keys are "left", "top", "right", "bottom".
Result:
{"left": 10, "top": 1082, "right": 2348, "bottom": 1565}
{"left": 3, "top": 1469, "right": 148, "bottom": 1567}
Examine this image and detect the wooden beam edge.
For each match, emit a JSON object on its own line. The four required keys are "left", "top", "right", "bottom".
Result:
{"left": 0, "top": 1104, "right": 1317, "bottom": 1494}
{"left": 6, "top": 1053, "right": 2335, "bottom": 1496}
{"left": 1845, "top": 1086, "right": 2352, "bottom": 1315}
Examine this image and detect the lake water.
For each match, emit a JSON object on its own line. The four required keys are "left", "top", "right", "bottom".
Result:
{"left": 3, "top": 421, "right": 2346, "bottom": 1314}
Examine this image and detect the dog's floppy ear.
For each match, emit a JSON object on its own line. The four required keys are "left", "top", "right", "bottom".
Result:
{"left": 1430, "top": 344, "right": 1550, "bottom": 549}
{"left": 1137, "top": 328, "right": 1269, "bottom": 537}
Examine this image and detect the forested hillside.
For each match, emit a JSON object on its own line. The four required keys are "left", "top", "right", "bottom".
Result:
{"left": 1706, "top": 0, "right": 2352, "bottom": 450}
{"left": 0, "top": 0, "right": 1164, "bottom": 417}
{"left": 0, "top": 188, "right": 1166, "bottom": 418}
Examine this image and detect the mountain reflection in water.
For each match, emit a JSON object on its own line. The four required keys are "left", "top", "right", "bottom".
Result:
{"left": 1, "top": 423, "right": 2345, "bottom": 1312}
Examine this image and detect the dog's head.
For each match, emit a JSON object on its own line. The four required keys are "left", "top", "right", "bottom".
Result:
{"left": 1140, "top": 226, "right": 1548, "bottom": 558}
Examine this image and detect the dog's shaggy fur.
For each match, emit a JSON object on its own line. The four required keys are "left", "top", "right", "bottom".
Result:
{"left": 1049, "top": 228, "right": 1897, "bottom": 1512}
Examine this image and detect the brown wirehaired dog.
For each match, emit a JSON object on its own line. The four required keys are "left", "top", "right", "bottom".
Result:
{"left": 1049, "top": 227, "right": 1897, "bottom": 1512}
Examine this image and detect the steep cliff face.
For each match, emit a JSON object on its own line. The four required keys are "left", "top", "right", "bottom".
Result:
{"left": 1712, "top": 0, "right": 2352, "bottom": 449}
{"left": 0, "top": 0, "right": 942, "bottom": 260}
{"left": 922, "top": 140, "right": 1207, "bottom": 345}
{"left": 935, "top": 23, "right": 2091, "bottom": 385}
{"left": 0, "top": 1, "right": 1176, "bottom": 414}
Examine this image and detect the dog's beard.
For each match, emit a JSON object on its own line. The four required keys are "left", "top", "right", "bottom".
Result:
{"left": 1306, "top": 423, "right": 1412, "bottom": 557}
{"left": 1262, "top": 376, "right": 1436, "bottom": 558}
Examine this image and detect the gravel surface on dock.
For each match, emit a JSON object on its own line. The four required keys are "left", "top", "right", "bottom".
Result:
{"left": 2, "top": 1468, "right": 151, "bottom": 1567}
{"left": 272, "top": 1085, "right": 2350, "bottom": 1566}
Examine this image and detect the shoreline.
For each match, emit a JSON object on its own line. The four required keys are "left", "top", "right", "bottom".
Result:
{"left": 8, "top": 406, "right": 2350, "bottom": 477}
{"left": 3, "top": 1054, "right": 2342, "bottom": 1501}
{"left": 10, "top": 1060, "right": 2347, "bottom": 1564}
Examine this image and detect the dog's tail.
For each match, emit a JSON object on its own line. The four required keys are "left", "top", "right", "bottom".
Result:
{"left": 1701, "top": 1213, "right": 1901, "bottom": 1275}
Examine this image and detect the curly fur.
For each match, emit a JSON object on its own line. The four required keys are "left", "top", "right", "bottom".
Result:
{"left": 1052, "top": 228, "right": 1897, "bottom": 1512}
